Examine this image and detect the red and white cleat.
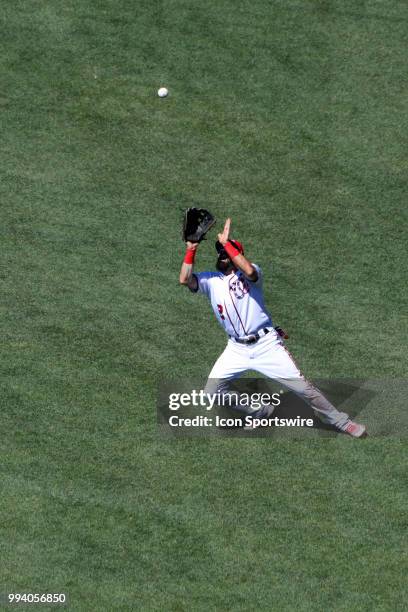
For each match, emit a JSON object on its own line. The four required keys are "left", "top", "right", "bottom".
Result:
{"left": 342, "top": 420, "right": 367, "bottom": 438}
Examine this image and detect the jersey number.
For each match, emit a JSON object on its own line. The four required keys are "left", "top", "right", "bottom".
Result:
{"left": 217, "top": 304, "right": 225, "bottom": 320}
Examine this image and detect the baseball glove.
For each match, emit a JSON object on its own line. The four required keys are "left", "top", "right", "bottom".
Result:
{"left": 182, "top": 207, "right": 216, "bottom": 243}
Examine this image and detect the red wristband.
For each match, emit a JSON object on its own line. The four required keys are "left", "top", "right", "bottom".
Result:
{"left": 223, "top": 241, "right": 240, "bottom": 259}
{"left": 183, "top": 247, "right": 196, "bottom": 265}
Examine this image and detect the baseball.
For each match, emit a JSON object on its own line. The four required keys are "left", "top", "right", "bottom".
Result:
{"left": 158, "top": 87, "right": 168, "bottom": 98}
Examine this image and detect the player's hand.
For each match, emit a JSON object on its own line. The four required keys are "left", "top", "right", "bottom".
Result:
{"left": 217, "top": 218, "right": 231, "bottom": 245}
{"left": 186, "top": 241, "right": 199, "bottom": 250}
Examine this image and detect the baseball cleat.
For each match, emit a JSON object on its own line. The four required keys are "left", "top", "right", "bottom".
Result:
{"left": 243, "top": 420, "right": 260, "bottom": 431}
{"left": 243, "top": 406, "right": 277, "bottom": 430}
{"left": 342, "top": 420, "right": 367, "bottom": 438}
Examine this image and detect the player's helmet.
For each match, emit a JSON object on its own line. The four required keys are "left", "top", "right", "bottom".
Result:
{"left": 215, "top": 240, "right": 244, "bottom": 259}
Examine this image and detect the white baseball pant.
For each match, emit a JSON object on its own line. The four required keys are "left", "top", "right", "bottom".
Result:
{"left": 204, "top": 332, "right": 349, "bottom": 428}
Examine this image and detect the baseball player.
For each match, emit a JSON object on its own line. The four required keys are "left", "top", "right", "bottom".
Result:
{"left": 179, "top": 217, "right": 367, "bottom": 438}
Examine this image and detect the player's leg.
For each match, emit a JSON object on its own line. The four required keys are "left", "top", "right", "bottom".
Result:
{"left": 204, "top": 340, "right": 247, "bottom": 399}
{"left": 273, "top": 376, "right": 350, "bottom": 428}
{"left": 252, "top": 336, "right": 366, "bottom": 435}
{"left": 204, "top": 341, "right": 274, "bottom": 419}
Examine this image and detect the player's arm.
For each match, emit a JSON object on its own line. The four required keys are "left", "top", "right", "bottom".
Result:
{"left": 228, "top": 251, "right": 258, "bottom": 281}
{"left": 179, "top": 241, "right": 199, "bottom": 291}
{"left": 218, "top": 218, "right": 258, "bottom": 282}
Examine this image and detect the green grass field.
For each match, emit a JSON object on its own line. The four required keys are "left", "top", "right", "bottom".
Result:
{"left": 1, "top": 1, "right": 407, "bottom": 610}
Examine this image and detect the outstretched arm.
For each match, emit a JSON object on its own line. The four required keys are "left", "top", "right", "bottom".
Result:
{"left": 218, "top": 218, "right": 258, "bottom": 282}
{"left": 179, "top": 241, "right": 199, "bottom": 291}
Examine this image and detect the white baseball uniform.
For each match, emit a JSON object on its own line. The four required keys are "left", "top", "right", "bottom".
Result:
{"left": 193, "top": 264, "right": 350, "bottom": 428}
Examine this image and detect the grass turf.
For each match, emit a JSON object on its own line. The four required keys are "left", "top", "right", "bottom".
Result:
{"left": 1, "top": 0, "right": 407, "bottom": 610}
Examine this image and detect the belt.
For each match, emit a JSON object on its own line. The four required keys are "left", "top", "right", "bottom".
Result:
{"left": 230, "top": 327, "right": 271, "bottom": 345}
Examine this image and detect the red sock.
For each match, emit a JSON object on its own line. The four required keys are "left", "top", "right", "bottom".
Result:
{"left": 183, "top": 248, "right": 196, "bottom": 264}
